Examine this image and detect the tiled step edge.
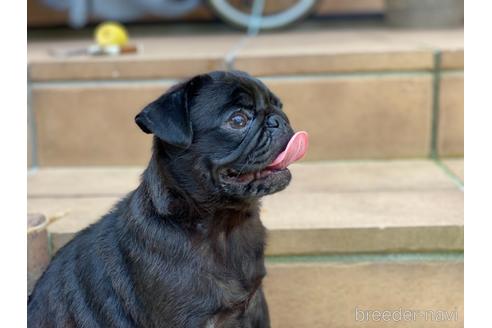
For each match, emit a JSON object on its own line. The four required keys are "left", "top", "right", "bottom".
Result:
{"left": 264, "top": 259, "right": 463, "bottom": 328}
{"left": 27, "top": 161, "right": 464, "bottom": 256}
{"left": 27, "top": 29, "right": 463, "bottom": 81}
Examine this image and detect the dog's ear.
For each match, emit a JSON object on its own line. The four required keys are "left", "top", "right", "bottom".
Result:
{"left": 135, "top": 75, "right": 208, "bottom": 149}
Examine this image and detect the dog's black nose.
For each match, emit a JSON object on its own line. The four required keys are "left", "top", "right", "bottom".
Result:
{"left": 266, "top": 115, "right": 281, "bottom": 128}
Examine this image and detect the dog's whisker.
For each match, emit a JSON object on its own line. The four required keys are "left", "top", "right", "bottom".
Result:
{"left": 236, "top": 159, "right": 253, "bottom": 177}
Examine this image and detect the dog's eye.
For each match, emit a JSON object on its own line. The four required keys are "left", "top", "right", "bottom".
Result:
{"left": 228, "top": 112, "right": 249, "bottom": 129}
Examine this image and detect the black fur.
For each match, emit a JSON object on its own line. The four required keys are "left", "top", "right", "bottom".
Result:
{"left": 28, "top": 71, "right": 295, "bottom": 328}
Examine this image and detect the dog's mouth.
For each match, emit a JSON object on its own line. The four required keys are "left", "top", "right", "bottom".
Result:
{"left": 219, "top": 131, "right": 309, "bottom": 185}
{"left": 220, "top": 167, "right": 285, "bottom": 184}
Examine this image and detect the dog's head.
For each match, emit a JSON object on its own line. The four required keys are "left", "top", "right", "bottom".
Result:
{"left": 136, "top": 71, "right": 308, "bottom": 205}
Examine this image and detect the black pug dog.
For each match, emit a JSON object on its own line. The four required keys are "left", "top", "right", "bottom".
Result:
{"left": 28, "top": 70, "right": 308, "bottom": 328}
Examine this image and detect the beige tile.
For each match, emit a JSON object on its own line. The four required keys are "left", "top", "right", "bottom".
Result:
{"left": 28, "top": 161, "right": 463, "bottom": 254}
{"left": 235, "top": 30, "right": 434, "bottom": 76}
{"left": 29, "top": 188, "right": 463, "bottom": 255}
{"left": 27, "top": 197, "right": 119, "bottom": 253}
{"left": 285, "top": 160, "right": 456, "bottom": 192}
{"left": 262, "top": 190, "right": 463, "bottom": 230}
{"left": 390, "top": 29, "right": 463, "bottom": 69}
{"left": 28, "top": 29, "right": 463, "bottom": 82}
{"left": 234, "top": 29, "right": 463, "bottom": 76}
{"left": 264, "top": 74, "right": 433, "bottom": 160}
{"left": 33, "top": 75, "right": 432, "bottom": 165}
{"left": 442, "top": 158, "right": 464, "bottom": 181}
{"left": 235, "top": 50, "right": 433, "bottom": 77}
{"left": 438, "top": 73, "right": 464, "bottom": 156}
{"left": 264, "top": 261, "right": 463, "bottom": 328}
{"left": 28, "top": 197, "right": 120, "bottom": 234}
{"left": 28, "top": 35, "right": 239, "bottom": 81}
{"left": 28, "top": 167, "right": 143, "bottom": 197}
{"left": 32, "top": 83, "right": 173, "bottom": 166}
{"left": 442, "top": 49, "right": 464, "bottom": 70}
{"left": 27, "top": 160, "right": 456, "bottom": 197}
{"left": 27, "top": 110, "right": 33, "bottom": 168}
{"left": 263, "top": 190, "right": 463, "bottom": 254}
{"left": 396, "top": 30, "right": 464, "bottom": 68}
{"left": 28, "top": 81, "right": 36, "bottom": 168}
{"left": 266, "top": 225, "right": 463, "bottom": 255}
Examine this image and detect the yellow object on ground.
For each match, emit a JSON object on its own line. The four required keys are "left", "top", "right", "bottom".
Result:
{"left": 94, "top": 22, "right": 129, "bottom": 47}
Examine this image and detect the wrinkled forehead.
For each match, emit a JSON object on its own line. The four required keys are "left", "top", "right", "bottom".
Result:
{"left": 194, "top": 73, "right": 281, "bottom": 115}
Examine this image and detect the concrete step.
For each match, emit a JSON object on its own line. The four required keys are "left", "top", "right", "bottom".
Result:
{"left": 265, "top": 259, "right": 463, "bottom": 327}
{"left": 442, "top": 158, "right": 464, "bottom": 182}
{"left": 28, "top": 160, "right": 463, "bottom": 255}
{"left": 232, "top": 29, "right": 463, "bottom": 76}
{"left": 27, "top": 159, "right": 464, "bottom": 327}
{"left": 28, "top": 29, "right": 463, "bottom": 81}
{"left": 28, "top": 28, "right": 463, "bottom": 166}
{"left": 29, "top": 74, "right": 463, "bottom": 165}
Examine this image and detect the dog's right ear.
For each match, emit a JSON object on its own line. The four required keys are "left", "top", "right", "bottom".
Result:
{"left": 135, "top": 75, "right": 208, "bottom": 149}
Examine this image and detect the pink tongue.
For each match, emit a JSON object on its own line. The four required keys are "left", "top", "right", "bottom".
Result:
{"left": 267, "top": 131, "right": 309, "bottom": 170}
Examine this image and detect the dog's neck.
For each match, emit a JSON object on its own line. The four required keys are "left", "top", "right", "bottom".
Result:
{"left": 140, "top": 147, "right": 259, "bottom": 227}
{"left": 134, "top": 144, "right": 267, "bottom": 297}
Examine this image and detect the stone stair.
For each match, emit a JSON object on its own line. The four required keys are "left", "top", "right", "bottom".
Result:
{"left": 28, "top": 28, "right": 463, "bottom": 166}
{"left": 28, "top": 160, "right": 463, "bottom": 255}
{"left": 28, "top": 160, "right": 463, "bottom": 327}
{"left": 27, "top": 26, "right": 463, "bottom": 327}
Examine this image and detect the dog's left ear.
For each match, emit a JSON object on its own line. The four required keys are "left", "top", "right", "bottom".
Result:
{"left": 135, "top": 75, "right": 207, "bottom": 149}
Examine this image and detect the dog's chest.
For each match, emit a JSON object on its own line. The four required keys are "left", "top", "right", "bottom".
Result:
{"left": 198, "top": 211, "right": 267, "bottom": 319}
{"left": 203, "top": 248, "right": 265, "bottom": 327}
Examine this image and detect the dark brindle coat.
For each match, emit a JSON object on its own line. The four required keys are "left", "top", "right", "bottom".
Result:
{"left": 28, "top": 71, "right": 295, "bottom": 328}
